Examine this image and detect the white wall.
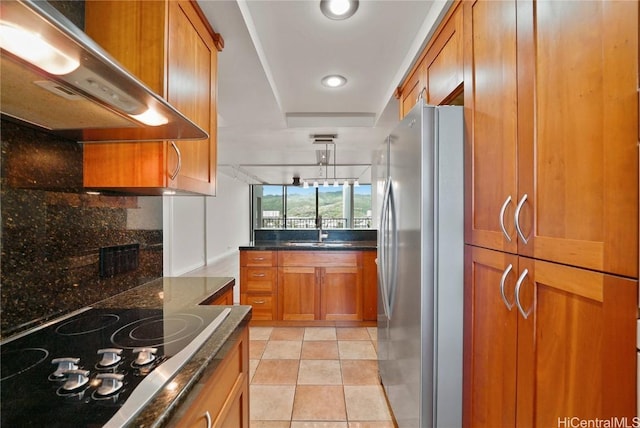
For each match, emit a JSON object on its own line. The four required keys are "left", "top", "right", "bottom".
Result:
{"left": 205, "top": 173, "right": 251, "bottom": 264}
{"left": 163, "top": 173, "right": 251, "bottom": 278}
{"left": 163, "top": 195, "right": 206, "bottom": 276}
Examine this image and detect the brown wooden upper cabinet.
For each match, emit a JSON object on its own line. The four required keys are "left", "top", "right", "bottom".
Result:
{"left": 463, "top": 0, "right": 519, "bottom": 255}
{"left": 465, "top": 0, "right": 638, "bottom": 278}
{"left": 396, "top": 2, "right": 463, "bottom": 118}
{"left": 83, "top": 0, "right": 221, "bottom": 196}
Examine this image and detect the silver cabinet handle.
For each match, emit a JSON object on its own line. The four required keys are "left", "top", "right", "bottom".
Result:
{"left": 252, "top": 299, "right": 266, "bottom": 304}
{"left": 499, "top": 264, "right": 514, "bottom": 310}
{"left": 514, "top": 194, "right": 529, "bottom": 244}
{"left": 416, "top": 86, "right": 427, "bottom": 103}
{"left": 169, "top": 141, "right": 182, "bottom": 181}
{"left": 515, "top": 268, "right": 530, "bottom": 319}
{"left": 499, "top": 195, "right": 513, "bottom": 242}
{"left": 252, "top": 257, "right": 265, "bottom": 261}
{"left": 204, "top": 411, "right": 212, "bottom": 428}
{"left": 252, "top": 273, "right": 266, "bottom": 277}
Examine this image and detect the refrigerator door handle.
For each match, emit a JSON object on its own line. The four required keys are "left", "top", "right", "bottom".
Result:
{"left": 378, "top": 177, "right": 393, "bottom": 319}
{"left": 386, "top": 178, "right": 398, "bottom": 318}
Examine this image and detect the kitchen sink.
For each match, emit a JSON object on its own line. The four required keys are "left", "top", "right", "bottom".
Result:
{"left": 283, "top": 242, "right": 353, "bottom": 247}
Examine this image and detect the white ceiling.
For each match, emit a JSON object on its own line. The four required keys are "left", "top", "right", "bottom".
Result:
{"left": 196, "top": 0, "right": 452, "bottom": 185}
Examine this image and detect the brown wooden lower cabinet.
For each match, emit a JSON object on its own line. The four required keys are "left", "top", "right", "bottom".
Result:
{"left": 240, "top": 252, "right": 278, "bottom": 321}
{"left": 240, "top": 249, "right": 376, "bottom": 324}
{"left": 277, "top": 251, "right": 363, "bottom": 322}
{"left": 209, "top": 287, "right": 233, "bottom": 305}
{"left": 172, "top": 325, "right": 249, "bottom": 428}
{"left": 277, "top": 266, "right": 320, "bottom": 321}
{"left": 463, "top": 245, "right": 637, "bottom": 427}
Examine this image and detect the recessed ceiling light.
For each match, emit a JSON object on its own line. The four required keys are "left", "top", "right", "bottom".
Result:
{"left": 321, "top": 74, "right": 347, "bottom": 88}
{"left": 320, "top": 0, "right": 359, "bottom": 20}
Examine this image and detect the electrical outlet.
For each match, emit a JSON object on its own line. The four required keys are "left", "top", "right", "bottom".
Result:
{"left": 99, "top": 243, "right": 139, "bottom": 278}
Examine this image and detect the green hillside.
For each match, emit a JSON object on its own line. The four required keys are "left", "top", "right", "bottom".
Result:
{"left": 261, "top": 189, "right": 370, "bottom": 218}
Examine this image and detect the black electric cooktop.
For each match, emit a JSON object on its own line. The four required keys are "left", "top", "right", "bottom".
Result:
{"left": 0, "top": 305, "right": 229, "bottom": 427}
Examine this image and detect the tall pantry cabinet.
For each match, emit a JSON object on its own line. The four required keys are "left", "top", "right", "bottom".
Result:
{"left": 83, "top": 0, "right": 221, "bottom": 196}
{"left": 463, "top": 0, "right": 638, "bottom": 427}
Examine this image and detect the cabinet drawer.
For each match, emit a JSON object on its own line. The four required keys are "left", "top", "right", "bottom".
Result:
{"left": 240, "top": 251, "right": 276, "bottom": 267}
{"left": 241, "top": 267, "right": 276, "bottom": 293}
{"left": 245, "top": 295, "right": 275, "bottom": 321}
{"left": 279, "top": 251, "right": 360, "bottom": 268}
{"left": 244, "top": 294, "right": 275, "bottom": 321}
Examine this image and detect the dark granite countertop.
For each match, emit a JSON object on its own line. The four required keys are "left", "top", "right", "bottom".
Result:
{"left": 239, "top": 240, "right": 377, "bottom": 251}
{"left": 92, "top": 277, "right": 251, "bottom": 427}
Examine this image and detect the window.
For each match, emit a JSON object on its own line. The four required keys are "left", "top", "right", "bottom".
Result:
{"left": 286, "top": 186, "right": 316, "bottom": 228}
{"left": 318, "top": 186, "right": 347, "bottom": 228}
{"left": 251, "top": 184, "right": 372, "bottom": 231}
{"left": 254, "top": 185, "right": 284, "bottom": 229}
{"left": 354, "top": 184, "right": 372, "bottom": 228}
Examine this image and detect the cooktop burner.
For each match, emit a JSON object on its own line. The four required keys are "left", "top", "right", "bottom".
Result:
{"left": 0, "top": 305, "right": 230, "bottom": 428}
{"left": 56, "top": 313, "right": 121, "bottom": 336}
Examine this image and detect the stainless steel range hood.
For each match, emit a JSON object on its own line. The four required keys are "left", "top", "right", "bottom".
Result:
{"left": 0, "top": 0, "right": 208, "bottom": 143}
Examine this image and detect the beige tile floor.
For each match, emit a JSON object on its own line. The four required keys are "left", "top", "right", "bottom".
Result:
{"left": 249, "top": 326, "right": 395, "bottom": 428}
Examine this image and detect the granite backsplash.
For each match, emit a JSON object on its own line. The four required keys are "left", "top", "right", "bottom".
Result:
{"left": 0, "top": 120, "right": 163, "bottom": 338}
{"left": 253, "top": 229, "right": 377, "bottom": 242}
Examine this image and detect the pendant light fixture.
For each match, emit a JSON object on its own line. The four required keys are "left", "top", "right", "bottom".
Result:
{"left": 322, "top": 143, "right": 330, "bottom": 187}
{"left": 333, "top": 142, "right": 340, "bottom": 187}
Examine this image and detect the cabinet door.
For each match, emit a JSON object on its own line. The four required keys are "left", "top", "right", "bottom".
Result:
{"left": 515, "top": 0, "right": 638, "bottom": 277}
{"left": 426, "top": 4, "right": 463, "bottom": 105}
{"left": 398, "top": 64, "right": 425, "bottom": 120}
{"left": 514, "top": 257, "right": 637, "bottom": 427}
{"left": 83, "top": 0, "right": 218, "bottom": 196}
{"left": 210, "top": 289, "right": 233, "bottom": 305}
{"left": 167, "top": 0, "right": 217, "bottom": 195}
{"left": 320, "top": 267, "right": 362, "bottom": 321}
{"left": 463, "top": 245, "right": 518, "bottom": 428}
{"left": 83, "top": 1, "right": 168, "bottom": 192}
{"left": 277, "top": 267, "right": 320, "bottom": 321}
{"left": 175, "top": 326, "right": 248, "bottom": 428}
{"left": 463, "top": 0, "right": 519, "bottom": 254}
{"left": 362, "top": 251, "right": 378, "bottom": 321}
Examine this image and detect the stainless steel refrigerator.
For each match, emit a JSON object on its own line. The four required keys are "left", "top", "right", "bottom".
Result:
{"left": 376, "top": 101, "right": 464, "bottom": 427}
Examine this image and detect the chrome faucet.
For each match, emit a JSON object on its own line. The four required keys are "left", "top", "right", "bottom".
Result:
{"left": 316, "top": 216, "right": 329, "bottom": 242}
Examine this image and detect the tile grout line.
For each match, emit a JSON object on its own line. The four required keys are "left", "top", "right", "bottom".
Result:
{"left": 250, "top": 326, "right": 388, "bottom": 426}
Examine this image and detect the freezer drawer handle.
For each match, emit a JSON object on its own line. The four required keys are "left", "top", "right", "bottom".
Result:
{"left": 500, "top": 264, "right": 514, "bottom": 310}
